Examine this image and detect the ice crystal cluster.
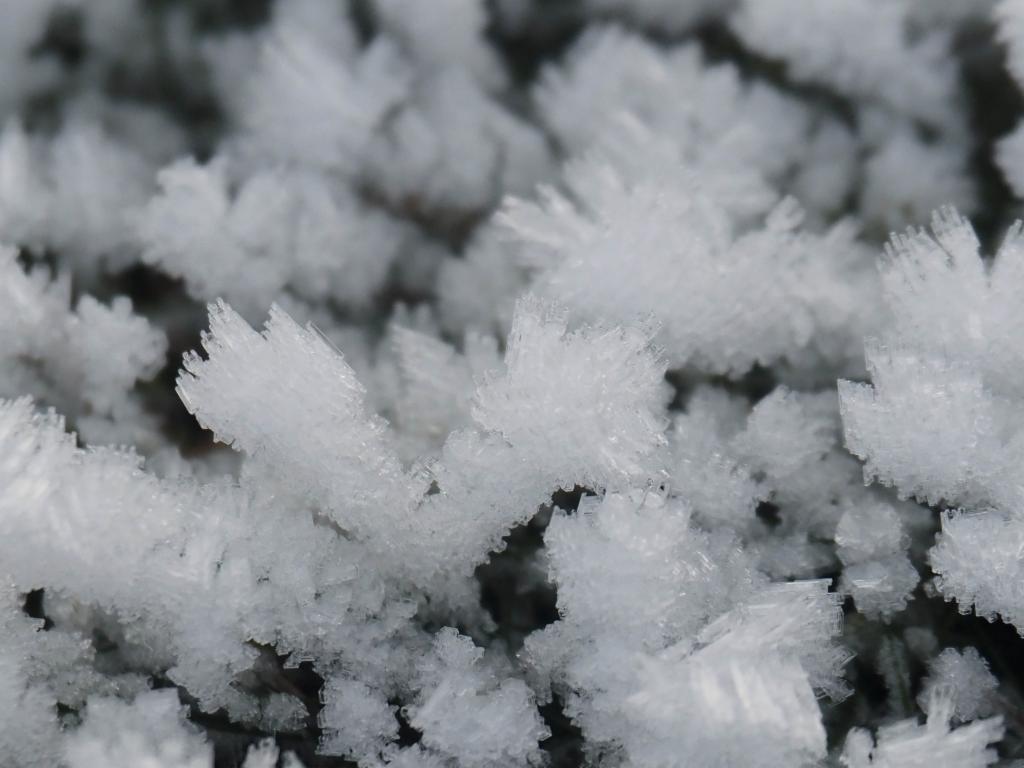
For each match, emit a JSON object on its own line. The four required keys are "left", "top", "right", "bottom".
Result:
{"left": 4, "top": 0, "right": 1024, "bottom": 766}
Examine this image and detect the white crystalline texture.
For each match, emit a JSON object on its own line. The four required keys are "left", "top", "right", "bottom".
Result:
{"left": 372, "top": 0, "right": 506, "bottom": 88}
{"left": 318, "top": 678, "right": 398, "bottom": 760}
{"left": 407, "top": 629, "right": 549, "bottom": 768}
{"left": 732, "top": 0, "right": 958, "bottom": 126}
{"left": 390, "top": 324, "right": 502, "bottom": 455}
{"left": 543, "top": 491, "right": 755, "bottom": 649}
{"left": 839, "top": 556, "right": 919, "bottom": 621}
{"left": 365, "top": 69, "right": 552, "bottom": 212}
{"left": 502, "top": 150, "right": 879, "bottom": 376}
{"left": 841, "top": 210, "right": 1024, "bottom": 509}
{"left": 0, "top": 119, "right": 156, "bottom": 273}
{"left": 0, "top": 248, "right": 166, "bottom": 429}
{"left": 835, "top": 502, "right": 918, "bottom": 620}
{"left": 669, "top": 388, "right": 766, "bottom": 530}
{"left": 0, "top": 0, "right": 1020, "bottom": 764}
{"left": 839, "top": 209, "right": 1024, "bottom": 631}
{"left": 919, "top": 648, "right": 999, "bottom": 723}
{"left": 138, "top": 158, "right": 408, "bottom": 315}
{"left": 471, "top": 296, "right": 668, "bottom": 490}
{"left": 930, "top": 509, "right": 1024, "bottom": 631}
{"left": 695, "top": 579, "right": 852, "bottom": 702}
{"left": 64, "top": 691, "right": 212, "bottom": 768}
{"left": 836, "top": 502, "right": 906, "bottom": 564}
{"left": 840, "top": 348, "right": 1002, "bottom": 508}
{"left": 627, "top": 652, "right": 828, "bottom": 768}
{"left": 532, "top": 25, "right": 841, "bottom": 211}
{"left": 841, "top": 687, "right": 1003, "bottom": 768}
{"left": 860, "top": 126, "right": 977, "bottom": 230}
{"left": 524, "top": 488, "right": 850, "bottom": 766}
{"left": 177, "top": 301, "right": 418, "bottom": 544}
{"left": 236, "top": 14, "right": 410, "bottom": 174}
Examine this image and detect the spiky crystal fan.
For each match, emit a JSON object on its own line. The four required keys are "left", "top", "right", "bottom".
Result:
{"left": 3, "top": 0, "right": 1024, "bottom": 766}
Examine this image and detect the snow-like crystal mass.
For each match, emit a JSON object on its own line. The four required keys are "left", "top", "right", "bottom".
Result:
{"left": 839, "top": 209, "right": 1024, "bottom": 633}
{"left": 918, "top": 648, "right": 999, "bottom": 723}
{"left": 841, "top": 687, "right": 1003, "bottom": 768}
{"left": 502, "top": 159, "right": 879, "bottom": 376}
{"left": 65, "top": 691, "right": 212, "bottom": 768}
{"left": 177, "top": 301, "right": 420, "bottom": 546}
{"left": 732, "top": 0, "right": 958, "bottom": 126}
{"left": 138, "top": 158, "right": 410, "bottom": 316}
{"left": 407, "top": 629, "right": 549, "bottom": 768}
{"left": 0, "top": 0, "right": 1020, "bottom": 765}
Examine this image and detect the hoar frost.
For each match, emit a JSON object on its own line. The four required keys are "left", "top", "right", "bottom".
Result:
{"left": 0, "top": 0, "right": 1022, "bottom": 766}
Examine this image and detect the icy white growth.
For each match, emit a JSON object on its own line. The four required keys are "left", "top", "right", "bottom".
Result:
{"left": 138, "top": 158, "right": 409, "bottom": 315}
{"left": 365, "top": 69, "right": 552, "bottom": 212}
{"left": 669, "top": 388, "right": 766, "bottom": 531}
{"left": 410, "top": 295, "right": 669, "bottom": 579}
{"left": 542, "top": 492, "right": 756, "bottom": 650}
{"left": 407, "top": 629, "right": 549, "bottom": 768}
{"left": 241, "top": 739, "right": 304, "bottom": 768}
{"left": 390, "top": 324, "right": 502, "bottom": 457}
{"left": 502, "top": 146, "right": 880, "bottom": 376}
{"left": 0, "top": 0, "right": 1019, "bottom": 763}
{"left": 841, "top": 209, "right": 1024, "bottom": 509}
{"left": 0, "top": 119, "right": 157, "bottom": 274}
{"left": 732, "top": 0, "right": 958, "bottom": 126}
{"left": 436, "top": 224, "right": 529, "bottom": 338}
{"left": 840, "top": 558, "right": 919, "bottom": 621}
{"left": 836, "top": 502, "right": 918, "bottom": 620}
{"left": 177, "top": 301, "right": 419, "bottom": 544}
{"left": 859, "top": 122, "right": 977, "bottom": 232}
{"left": 472, "top": 297, "right": 667, "bottom": 488}
{"left": 839, "top": 209, "right": 1024, "bottom": 630}
{"left": 930, "top": 509, "right": 1024, "bottom": 630}
{"left": 841, "top": 687, "right": 1003, "bottom": 768}
{"left": 65, "top": 691, "right": 211, "bottom": 768}
{"left": 372, "top": 0, "right": 506, "bottom": 89}
{"left": 235, "top": 8, "right": 409, "bottom": 175}
{"left": 0, "top": 248, "right": 166, "bottom": 440}
{"left": 0, "top": 394, "right": 415, "bottom": 719}
{"left": 524, "top": 490, "right": 849, "bottom": 766}
{"left": 919, "top": 648, "right": 999, "bottom": 722}
{"left": 835, "top": 502, "right": 906, "bottom": 564}
{"left": 628, "top": 651, "right": 827, "bottom": 768}
{"left": 533, "top": 26, "right": 829, "bottom": 204}
{"left": 695, "top": 580, "right": 852, "bottom": 701}
{"left": 669, "top": 386, "right": 877, "bottom": 581}
{"left": 319, "top": 679, "right": 399, "bottom": 760}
